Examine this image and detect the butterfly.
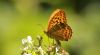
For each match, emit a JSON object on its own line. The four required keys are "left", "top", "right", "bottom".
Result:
{"left": 44, "top": 9, "right": 72, "bottom": 45}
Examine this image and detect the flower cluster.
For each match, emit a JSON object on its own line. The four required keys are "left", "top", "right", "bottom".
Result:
{"left": 21, "top": 35, "right": 69, "bottom": 55}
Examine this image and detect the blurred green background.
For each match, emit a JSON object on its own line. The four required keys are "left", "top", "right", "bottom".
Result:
{"left": 0, "top": 0, "right": 100, "bottom": 55}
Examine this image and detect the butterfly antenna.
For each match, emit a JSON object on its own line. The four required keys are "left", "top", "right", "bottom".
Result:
{"left": 37, "top": 24, "right": 51, "bottom": 45}
{"left": 37, "top": 24, "right": 45, "bottom": 30}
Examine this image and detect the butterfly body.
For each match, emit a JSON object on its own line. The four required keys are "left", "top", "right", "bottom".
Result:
{"left": 44, "top": 9, "right": 72, "bottom": 42}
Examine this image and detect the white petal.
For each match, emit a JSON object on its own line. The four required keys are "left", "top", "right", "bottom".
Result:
{"left": 27, "top": 36, "right": 32, "bottom": 43}
{"left": 27, "top": 36, "right": 32, "bottom": 41}
{"left": 23, "top": 53, "right": 32, "bottom": 55}
{"left": 23, "top": 46, "right": 28, "bottom": 51}
{"left": 22, "top": 38, "right": 27, "bottom": 45}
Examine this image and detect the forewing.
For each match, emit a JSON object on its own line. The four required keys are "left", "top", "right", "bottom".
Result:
{"left": 47, "top": 9, "right": 67, "bottom": 31}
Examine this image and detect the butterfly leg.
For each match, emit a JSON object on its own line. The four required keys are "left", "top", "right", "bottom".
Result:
{"left": 55, "top": 39, "right": 61, "bottom": 46}
{"left": 52, "top": 38, "right": 55, "bottom": 45}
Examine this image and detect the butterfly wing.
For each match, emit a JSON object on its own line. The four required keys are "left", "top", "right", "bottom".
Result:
{"left": 47, "top": 9, "right": 67, "bottom": 31}
{"left": 51, "top": 25, "right": 72, "bottom": 41}
{"left": 45, "top": 9, "right": 72, "bottom": 41}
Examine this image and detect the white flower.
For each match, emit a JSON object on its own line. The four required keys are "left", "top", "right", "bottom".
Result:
{"left": 27, "top": 36, "right": 32, "bottom": 41}
{"left": 27, "top": 36, "right": 33, "bottom": 44}
{"left": 22, "top": 38, "right": 27, "bottom": 45}
{"left": 23, "top": 52, "right": 32, "bottom": 55}
{"left": 56, "top": 47, "right": 59, "bottom": 53}
{"left": 23, "top": 46, "right": 29, "bottom": 51}
{"left": 22, "top": 36, "right": 33, "bottom": 44}
{"left": 38, "top": 46, "right": 44, "bottom": 55}
{"left": 22, "top": 36, "right": 34, "bottom": 50}
{"left": 56, "top": 46, "right": 60, "bottom": 53}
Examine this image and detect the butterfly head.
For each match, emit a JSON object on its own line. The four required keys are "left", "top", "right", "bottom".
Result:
{"left": 44, "top": 30, "right": 52, "bottom": 38}
{"left": 44, "top": 30, "right": 48, "bottom": 35}
{"left": 44, "top": 29, "right": 47, "bottom": 33}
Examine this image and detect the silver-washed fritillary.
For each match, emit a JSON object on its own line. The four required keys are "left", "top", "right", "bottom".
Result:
{"left": 44, "top": 9, "right": 72, "bottom": 45}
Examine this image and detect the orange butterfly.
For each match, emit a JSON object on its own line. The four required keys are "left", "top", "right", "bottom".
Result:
{"left": 44, "top": 9, "right": 72, "bottom": 45}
